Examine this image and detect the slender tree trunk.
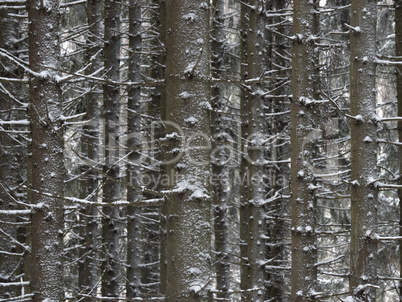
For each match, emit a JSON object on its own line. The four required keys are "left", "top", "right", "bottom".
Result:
{"left": 239, "top": 2, "right": 250, "bottom": 300}
{"left": 126, "top": 0, "right": 142, "bottom": 298}
{"left": 396, "top": 0, "right": 402, "bottom": 299}
{"left": 211, "top": 0, "right": 231, "bottom": 300}
{"left": 102, "top": 0, "right": 121, "bottom": 299}
{"left": 264, "top": 0, "right": 290, "bottom": 298}
{"left": 349, "top": 0, "right": 378, "bottom": 300}
{"left": 78, "top": 1, "right": 103, "bottom": 299}
{"left": 27, "top": 0, "right": 64, "bottom": 301}
{"left": 398, "top": 7, "right": 402, "bottom": 301}
{"left": 165, "top": 1, "right": 212, "bottom": 301}
{"left": 291, "top": 0, "right": 319, "bottom": 300}
{"left": 246, "top": 1, "right": 270, "bottom": 301}
{"left": 155, "top": 0, "right": 167, "bottom": 295}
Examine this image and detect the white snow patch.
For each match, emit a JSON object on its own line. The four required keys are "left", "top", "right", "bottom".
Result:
{"left": 190, "top": 189, "right": 208, "bottom": 200}
{"left": 306, "top": 226, "right": 313, "bottom": 232}
{"left": 296, "top": 290, "right": 303, "bottom": 296}
{"left": 165, "top": 132, "right": 179, "bottom": 140}
{"left": 363, "top": 136, "right": 373, "bottom": 143}
{"left": 183, "top": 13, "right": 196, "bottom": 22}
{"left": 185, "top": 116, "right": 198, "bottom": 124}
{"left": 188, "top": 267, "right": 202, "bottom": 275}
{"left": 42, "top": 0, "right": 52, "bottom": 12}
{"left": 354, "top": 114, "right": 363, "bottom": 122}
{"left": 179, "top": 91, "right": 191, "bottom": 100}
{"left": 351, "top": 180, "right": 360, "bottom": 186}
{"left": 199, "top": 2, "right": 208, "bottom": 9}
{"left": 200, "top": 101, "right": 212, "bottom": 110}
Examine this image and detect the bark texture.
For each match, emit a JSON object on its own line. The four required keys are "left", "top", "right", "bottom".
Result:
{"left": 349, "top": 0, "right": 378, "bottom": 300}
{"left": 27, "top": 0, "right": 65, "bottom": 301}
{"left": 78, "top": 0, "right": 103, "bottom": 299}
{"left": 290, "top": 0, "right": 319, "bottom": 300}
{"left": 165, "top": 1, "right": 212, "bottom": 301}
{"left": 396, "top": 0, "right": 402, "bottom": 298}
{"left": 211, "top": 0, "right": 231, "bottom": 300}
{"left": 246, "top": 1, "right": 270, "bottom": 301}
{"left": 101, "top": 0, "right": 121, "bottom": 298}
{"left": 239, "top": 2, "right": 250, "bottom": 300}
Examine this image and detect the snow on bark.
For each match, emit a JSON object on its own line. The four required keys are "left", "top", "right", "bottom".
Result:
{"left": 27, "top": 0, "right": 64, "bottom": 301}
{"left": 291, "top": 0, "right": 320, "bottom": 301}
{"left": 165, "top": 1, "right": 212, "bottom": 301}
{"left": 349, "top": 0, "right": 378, "bottom": 300}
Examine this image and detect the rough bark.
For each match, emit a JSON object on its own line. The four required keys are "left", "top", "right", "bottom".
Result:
{"left": 101, "top": 0, "right": 121, "bottom": 299}
{"left": 152, "top": 0, "right": 167, "bottom": 296}
{"left": 290, "top": 0, "right": 319, "bottom": 300}
{"left": 350, "top": 0, "right": 378, "bottom": 301}
{"left": 165, "top": 1, "right": 212, "bottom": 301}
{"left": 126, "top": 0, "right": 142, "bottom": 298}
{"left": 239, "top": 2, "right": 250, "bottom": 300}
{"left": 396, "top": 0, "right": 402, "bottom": 299}
{"left": 349, "top": 0, "right": 378, "bottom": 300}
{"left": 245, "top": 1, "right": 270, "bottom": 301}
{"left": 27, "top": 0, "right": 65, "bottom": 301}
{"left": 78, "top": 0, "right": 103, "bottom": 299}
{"left": 211, "top": 0, "right": 231, "bottom": 300}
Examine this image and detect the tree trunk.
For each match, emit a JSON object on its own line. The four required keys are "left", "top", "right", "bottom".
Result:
{"left": 246, "top": 1, "right": 270, "bottom": 301}
{"left": 165, "top": 1, "right": 212, "bottom": 301}
{"left": 396, "top": 0, "right": 402, "bottom": 299}
{"left": 78, "top": 1, "right": 103, "bottom": 299}
{"left": 211, "top": 0, "right": 231, "bottom": 300}
{"left": 291, "top": 0, "right": 319, "bottom": 300}
{"left": 349, "top": 0, "right": 378, "bottom": 300}
{"left": 126, "top": 0, "right": 142, "bottom": 298}
{"left": 27, "top": 0, "right": 64, "bottom": 301}
{"left": 239, "top": 2, "right": 250, "bottom": 300}
{"left": 102, "top": 0, "right": 121, "bottom": 299}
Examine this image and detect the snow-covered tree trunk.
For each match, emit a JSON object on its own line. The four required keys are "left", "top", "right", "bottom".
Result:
{"left": 396, "top": 0, "right": 402, "bottom": 296}
{"left": 165, "top": 1, "right": 212, "bottom": 301}
{"left": 101, "top": 0, "right": 121, "bottom": 298}
{"left": 126, "top": 0, "right": 142, "bottom": 298}
{"left": 153, "top": 0, "right": 168, "bottom": 295}
{"left": 27, "top": 0, "right": 65, "bottom": 300}
{"left": 349, "top": 0, "right": 378, "bottom": 300}
{"left": 245, "top": 1, "right": 270, "bottom": 300}
{"left": 264, "top": 0, "right": 290, "bottom": 299}
{"left": 149, "top": 0, "right": 167, "bottom": 296}
{"left": 239, "top": 2, "right": 250, "bottom": 300}
{"left": 78, "top": 0, "right": 103, "bottom": 299}
{"left": 211, "top": 0, "right": 231, "bottom": 300}
{"left": 290, "top": 0, "right": 319, "bottom": 300}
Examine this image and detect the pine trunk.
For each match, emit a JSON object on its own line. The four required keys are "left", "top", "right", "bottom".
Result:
{"left": 78, "top": 0, "right": 103, "bottom": 299}
{"left": 211, "top": 0, "right": 231, "bottom": 300}
{"left": 27, "top": 0, "right": 65, "bottom": 300}
{"left": 349, "top": 0, "right": 378, "bottom": 300}
{"left": 396, "top": 0, "right": 402, "bottom": 298}
{"left": 102, "top": 0, "right": 121, "bottom": 298}
{"left": 126, "top": 0, "right": 142, "bottom": 298}
{"left": 165, "top": 1, "right": 212, "bottom": 301}
{"left": 291, "top": 0, "right": 319, "bottom": 300}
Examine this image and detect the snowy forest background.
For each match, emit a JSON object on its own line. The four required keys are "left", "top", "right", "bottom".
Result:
{"left": 1, "top": 0, "right": 402, "bottom": 301}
